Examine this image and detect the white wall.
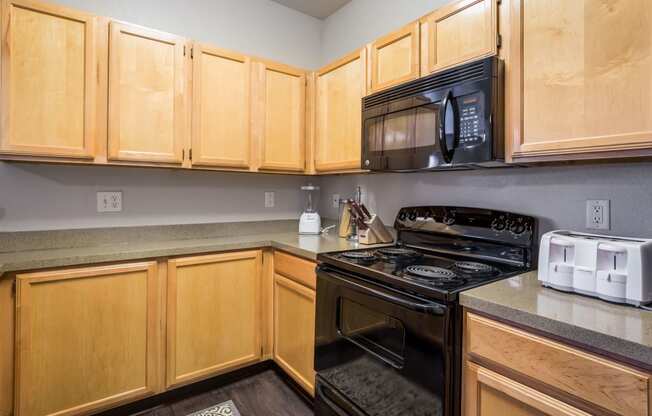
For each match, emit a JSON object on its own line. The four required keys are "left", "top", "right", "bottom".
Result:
{"left": 56, "top": 0, "right": 322, "bottom": 69}
{"left": 321, "top": 0, "right": 448, "bottom": 64}
{"left": 0, "top": 163, "right": 311, "bottom": 231}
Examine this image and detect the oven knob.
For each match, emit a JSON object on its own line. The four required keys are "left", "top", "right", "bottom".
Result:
{"left": 398, "top": 211, "right": 407, "bottom": 221}
{"left": 364, "top": 160, "right": 371, "bottom": 167}
{"left": 443, "top": 214, "right": 455, "bottom": 225}
{"left": 510, "top": 220, "right": 526, "bottom": 235}
{"left": 408, "top": 211, "right": 418, "bottom": 221}
{"left": 491, "top": 217, "right": 506, "bottom": 231}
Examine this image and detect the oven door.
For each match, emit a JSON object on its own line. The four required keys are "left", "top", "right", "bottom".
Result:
{"left": 315, "top": 265, "right": 455, "bottom": 416}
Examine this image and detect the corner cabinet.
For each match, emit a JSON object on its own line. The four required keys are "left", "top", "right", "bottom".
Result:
{"left": 463, "top": 312, "right": 651, "bottom": 416}
{"left": 367, "top": 22, "right": 420, "bottom": 94}
{"left": 191, "top": 44, "right": 252, "bottom": 169}
{"left": 14, "top": 262, "right": 162, "bottom": 416}
{"left": 252, "top": 60, "right": 306, "bottom": 172}
{"left": 0, "top": 0, "right": 98, "bottom": 159}
{"left": 314, "top": 49, "right": 366, "bottom": 172}
{"left": 507, "top": 0, "right": 652, "bottom": 162}
{"left": 108, "top": 21, "right": 189, "bottom": 165}
{"left": 272, "top": 251, "right": 316, "bottom": 395}
{"left": 166, "top": 251, "right": 262, "bottom": 388}
{"left": 420, "top": 0, "right": 497, "bottom": 76}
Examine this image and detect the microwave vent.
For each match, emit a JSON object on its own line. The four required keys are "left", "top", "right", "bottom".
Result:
{"left": 363, "top": 58, "right": 491, "bottom": 110}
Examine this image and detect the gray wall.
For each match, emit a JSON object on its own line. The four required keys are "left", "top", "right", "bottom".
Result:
{"left": 0, "top": 163, "right": 309, "bottom": 231}
{"left": 321, "top": 0, "right": 448, "bottom": 64}
{"left": 318, "top": 164, "right": 652, "bottom": 238}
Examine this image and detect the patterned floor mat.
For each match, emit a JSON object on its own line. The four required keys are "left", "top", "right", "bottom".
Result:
{"left": 187, "top": 400, "right": 241, "bottom": 416}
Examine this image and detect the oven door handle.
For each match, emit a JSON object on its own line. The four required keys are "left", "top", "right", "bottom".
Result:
{"left": 318, "top": 266, "right": 447, "bottom": 316}
{"left": 439, "top": 89, "right": 458, "bottom": 164}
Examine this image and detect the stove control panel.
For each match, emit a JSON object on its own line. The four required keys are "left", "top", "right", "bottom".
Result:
{"left": 394, "top": 206, "right": 537, "bottom": 247}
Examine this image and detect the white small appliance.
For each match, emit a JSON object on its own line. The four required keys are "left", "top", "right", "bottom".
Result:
{"left": 299, "top": 184, "right": 321, "bottom": 235}
{"left": 538, "top": 230, "right": 652, "bottom": 306}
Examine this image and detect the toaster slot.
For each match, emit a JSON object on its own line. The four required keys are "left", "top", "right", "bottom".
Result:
{"left": 596, "top": 244, "right": 628, "bottom": 303}
{"left": 548, "top": 238, "right": 575, "bottom": 291}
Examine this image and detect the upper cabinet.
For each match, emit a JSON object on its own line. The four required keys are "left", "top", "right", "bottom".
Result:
{"left": 314, "top": 49, "right": 366, "bottom": 172}
{"left": 252, "top": 60, "right": 306, "bottom": 172}
{"left": 507, "top": 0, "right": 652, "bottom": 162}
{"left": 367, "top": 22, "right": 420, "bottom": 94}
{"left": 191, "top": 44, "right": 251, "bottom": 169}
{"left": 420, "top": 0, "right": 498, "bottom": 75}
{"left": 0, "top": 0, "right": 98, "bottom": 159}
{"left": 108, "top": 22, "right": 188, "bottom": 164}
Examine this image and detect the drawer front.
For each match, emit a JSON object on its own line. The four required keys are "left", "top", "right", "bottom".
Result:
{"left": 465, "top": 313, "right": 649, "bottom": 416}
{"left": 274, "top": 251, "right": 316, "bottom": 289}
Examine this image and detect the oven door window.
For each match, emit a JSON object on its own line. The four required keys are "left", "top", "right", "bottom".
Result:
{"left": 338, "top": 297, "right": 405, "bottom": 368}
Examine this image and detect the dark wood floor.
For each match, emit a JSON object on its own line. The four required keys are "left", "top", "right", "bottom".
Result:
{"left": 133, "top": 370, "right": 313, "bottom": 416}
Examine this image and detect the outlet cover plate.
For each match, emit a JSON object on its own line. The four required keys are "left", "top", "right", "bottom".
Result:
{"left": 332, "top": 194, "right": 340, "bottom": 209}
{"left": 97, "top": 191, "right": 122, "bottom": 212}
{"left": 586, "top": 199, "right": 610, "bottom": 230}
{"left": 265, "top": 191, "right": 275, "bottom": 208}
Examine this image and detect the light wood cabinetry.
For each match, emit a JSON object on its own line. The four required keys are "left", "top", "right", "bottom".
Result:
{"left": 464, "top": 312, "right": 651, "bottom": 416}
{"left": 273, "top": 251, "right": 316, "bottom": 395}
{"left": 314, "top": 49, "right": 366, "bottom": 172}
{"left": 367, "top": 22, "right": 420, "bottom": 93}
{"left": 0, "top": 0, "right": 98, "bottom": 159}
{"left": 108, "top": 21, "right": 188, "bottom": 164}
{"left": 464, "top": 362, "right": 590, "bottom": 416}
{"left": 191, "top": 44, "right": 252, "bottom": 169}
{"left": 420, "top": 0, "right": 497, "bottom": 76}
{"left": 252, "top": 60, "right": 306, "bottom": 172}
{"left": 14, "top": 262, "right": 161, "bottom": 416}
{"left": 507, "top": 0, "right": 652, "bottom": 161}
{"left": 166, "top": 251, "right": 262, "bottom": 387}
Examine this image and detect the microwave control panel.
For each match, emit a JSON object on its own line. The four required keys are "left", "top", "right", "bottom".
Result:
{"left": 458, "top": 95, "right": 485, "bottom": 148}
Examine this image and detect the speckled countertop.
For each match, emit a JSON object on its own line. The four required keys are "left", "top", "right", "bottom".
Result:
{"left": 460, "top": 271, "right": 652, "bottom": 369}
{"left": 0, "top": 220, "right": 392, "bottom": 275}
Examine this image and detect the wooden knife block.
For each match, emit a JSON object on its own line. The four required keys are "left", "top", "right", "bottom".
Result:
{"left": 358, "top": 215, "right": 393, "bottom": 245}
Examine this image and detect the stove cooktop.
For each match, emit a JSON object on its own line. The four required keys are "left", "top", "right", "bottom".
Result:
{"left": 319, "top": 245, "right": 527, "bottom": 302}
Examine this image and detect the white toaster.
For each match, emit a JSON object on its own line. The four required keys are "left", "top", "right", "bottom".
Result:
{"left": 538, "top": 230, "right": 652, "bottom": 306}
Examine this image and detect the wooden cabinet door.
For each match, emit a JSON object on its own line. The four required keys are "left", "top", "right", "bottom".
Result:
{"left": 314, "top": 49, "right": 366, "bottom": 172}
{"left": 508, "top": 0, "right": 652, "bottom": 161}
{"left": 420, "top": 0, "right": 497, "bottom": 75}
{"left": 464, "top": 362, "right": 590, "bottom": 416}
{"left": 367, "top": 22, "right": 420, "bottom": 93}
{"left": 252, "top": 61, "right": 306, "bottom": 172}
{"left": 15, "top": 262, "right": 161, "bottom": 416}
{"left": 167, "top": 251, "right": 262, "bottom": 387}
{"left": 191, "top": 44, "right": 251, "bottom": 169}
{"left": 108, "top": 21, "right": 187, "bottom": 164}
{"left": 273, "top": 273, "right": 316, "bottom": 395}
{"left": 0, "top": 0, "right": 97, "bottom": 159}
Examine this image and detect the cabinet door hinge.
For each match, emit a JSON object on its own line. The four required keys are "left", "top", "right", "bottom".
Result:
{"left": 497, "top": 0, "right": 502, "bottom": 5}
{"left": 497, "top": 34, "right": 503, "bottom": 49}
{"left": 11, "top": 280, "right": 16, "bottom": 298}
{"left": 191, "top": 47, "right": 194, "bottom": 59}
{"left": 189, "top": 149, "right": 193, "bottom": 161}
{"left": 183, "top": 45, "right": 186, "bottom": 56}
{"left": 182, "top": 149, "right": 185, "bottom": 160}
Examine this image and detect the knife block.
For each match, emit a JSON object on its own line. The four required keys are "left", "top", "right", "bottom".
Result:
{"left": 358, "top": 215, "right": 393, "bottom": 245}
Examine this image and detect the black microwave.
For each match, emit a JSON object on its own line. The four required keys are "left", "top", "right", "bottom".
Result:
{"left": 362, "top": 56, "right": 504, "bottom": 171}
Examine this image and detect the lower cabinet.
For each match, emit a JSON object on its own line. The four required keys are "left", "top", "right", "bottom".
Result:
{"left": 166, "top": 251, "right": 262, "bottom": 387}
{"left": 273, "top": 252, "right": 317, "bottom": 395}
{"left": 463, "top": 312, "right": 651, "bottom": 416}
{"left": 14, "top": 262, "right": 161, "bottom": 416}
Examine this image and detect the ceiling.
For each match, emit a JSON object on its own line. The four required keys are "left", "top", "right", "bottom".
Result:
{"left": 270, "top": 0, "right": 351, "bottom": 19}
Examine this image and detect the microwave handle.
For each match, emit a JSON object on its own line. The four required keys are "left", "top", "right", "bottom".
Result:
{"left": 439, "top": 90, "right": 458, "bottom": 163}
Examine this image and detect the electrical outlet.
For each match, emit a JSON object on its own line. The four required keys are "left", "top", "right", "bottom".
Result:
{"left": 264, "top": 191, "right": 275, "bottom": 208}
{"left": 586, "top": 200, "right": 610, "bottom": 230}
{"left": 97, "top": 191, "right": 122, "bottom": 212}
{"left": 332, "top": 194, "right": 340, "bottom": 209}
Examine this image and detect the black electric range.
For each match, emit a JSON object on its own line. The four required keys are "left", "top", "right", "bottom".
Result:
{"left": 314, "top": 206, "right": 536, "bottom": 416}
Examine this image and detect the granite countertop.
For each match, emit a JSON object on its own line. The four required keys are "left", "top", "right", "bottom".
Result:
{"left": 0, "top": 220, "right": 393, "bottom": 275}
{"left": 461, "top": 271, "right": 652, "bottom": 369}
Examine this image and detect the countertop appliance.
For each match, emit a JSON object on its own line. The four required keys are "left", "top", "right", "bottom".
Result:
{"left": 361, "top": 56, "right": 504, "bottom": 172}
{"left": 299, "top": 184, "right": 321, "bottom": 235}
{"left": 538, "top": 230, "right": 652, "bottom": 306}
{"left": 315, "top": 206, "right": 537, "bottom": 416}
